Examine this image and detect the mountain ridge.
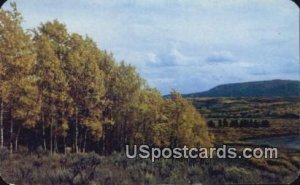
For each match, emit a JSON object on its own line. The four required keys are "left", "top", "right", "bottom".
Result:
{"left": 182, "top": 79, "right": 300, "bottom": 97}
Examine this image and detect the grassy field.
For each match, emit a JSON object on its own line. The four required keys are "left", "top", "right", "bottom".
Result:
{"left": 208, "top": 119, "right": 299, "bottom": 143}
{"left": 190, "top": 97, "right": 300, "bottom": 142}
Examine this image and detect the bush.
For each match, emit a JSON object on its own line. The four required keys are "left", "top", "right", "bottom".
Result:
{"left": 0, "top": 147, "right": 10, "bottom": 161}
{"left": 0, "top": 152, "right": 298, "bottom": 185}
{"left": 224, "top": 166, "right": 253, "bottom": 183}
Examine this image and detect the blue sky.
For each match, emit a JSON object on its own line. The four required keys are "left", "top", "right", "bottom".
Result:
{"left": 4, "top": 0, "right": 299, "bottom": 94}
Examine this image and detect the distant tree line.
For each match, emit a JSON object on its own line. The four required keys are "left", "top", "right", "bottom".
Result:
{"left": 207, "top": 119, "right": 270, "bottom": 128}
{"left": 0, "top": 5, "right": 213, "bottom": 155}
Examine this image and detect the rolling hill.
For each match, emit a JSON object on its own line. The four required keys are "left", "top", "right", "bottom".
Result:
{"left": 183, "top": 79, "right": 300, "bottom": 97}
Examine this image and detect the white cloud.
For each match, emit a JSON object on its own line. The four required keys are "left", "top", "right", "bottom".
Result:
{"left": 205, "top": 51, "right": 237, "bottom": 63}
{"left": 6, "top": 0, "right": 299, "bottom": 94}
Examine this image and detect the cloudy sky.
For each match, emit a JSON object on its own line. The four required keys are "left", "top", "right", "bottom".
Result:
{"left": 4, "top": 0, "right": 299, "bottom": 94}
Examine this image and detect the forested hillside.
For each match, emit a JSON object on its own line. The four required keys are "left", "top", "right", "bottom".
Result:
{"left": 184, "top": 79, "right": 300, "bottom": 97}
{"left": 0, "top": 5, "right": 212, "bottom": 155}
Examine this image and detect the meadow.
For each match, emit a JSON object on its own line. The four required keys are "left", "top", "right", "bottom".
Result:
{"left": 190, "top": 97, "right": 300, "bottom": 142}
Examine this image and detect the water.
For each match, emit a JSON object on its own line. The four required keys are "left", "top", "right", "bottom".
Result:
{"left": 246, "top": 134, "right": 300, "bottom": 150}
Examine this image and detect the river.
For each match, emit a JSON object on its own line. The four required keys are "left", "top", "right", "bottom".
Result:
{"left": 246, "top": 134, "right": 300, "bottom": 150}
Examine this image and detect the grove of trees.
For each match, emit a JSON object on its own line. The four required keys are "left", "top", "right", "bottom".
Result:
{"left": 207, "top": 119, "right": 270, "bottom": 128}
{"left": 0, "top": 5, "right": 213, "bottom": 155}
